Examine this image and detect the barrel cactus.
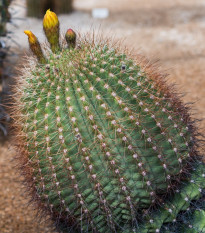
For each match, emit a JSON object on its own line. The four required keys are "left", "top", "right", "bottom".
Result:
{"left": 0, "top": 0, "right": 11, "bottom": 36}
{"left": 26, "top": 0, "right": 73, "bottom": 18}
{"left": 0, "top": 0, "right": 11, "bottom": 136}
{"left": 12, "top": 10, "right": 205, "bottom": 233}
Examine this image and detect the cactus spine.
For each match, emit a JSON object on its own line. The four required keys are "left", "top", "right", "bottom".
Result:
{"left": 12, "top": 10, "right": 205, "bottom": 233}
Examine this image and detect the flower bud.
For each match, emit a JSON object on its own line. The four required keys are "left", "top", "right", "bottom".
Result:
{"left": 24, "top": 30, "right": 46, "bottom": 64}
{"left": 65, "top": 29, "right": 76, "bottom": 48}
{"left": 43, "top": 9, "right": 60, "bottom": 53}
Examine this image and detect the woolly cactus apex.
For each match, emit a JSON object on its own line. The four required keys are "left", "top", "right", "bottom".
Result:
{"left": 12, "top": 10, "right": 205, "bottom": 233}
{"left": 65, "top": 29, "right": 76, "bottom": 48}
{"left": 24, "top": 30, "right": 46, "bottom": 63}
{"left": 43, "top": 9, "right": 60, "bottom": 53}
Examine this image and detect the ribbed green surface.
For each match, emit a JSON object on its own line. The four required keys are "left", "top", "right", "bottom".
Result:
{"left": 137, "top": 162, "right": 205, "bottom": 232}
{"left": 20, "top": 43, "right": 202, "bottom": 232}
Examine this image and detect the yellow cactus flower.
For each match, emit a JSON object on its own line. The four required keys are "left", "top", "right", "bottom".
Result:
{"left": 43, "top": 9, "right": 59, "bottom": 29}
{"left": 24, "top": 30, "right": 37, "bottom": 44}
{"left": 24, "top": 30, "right": 46, "bottom": 64}
{"left": 43, "top": 9, "right": 60, "bottom": 53}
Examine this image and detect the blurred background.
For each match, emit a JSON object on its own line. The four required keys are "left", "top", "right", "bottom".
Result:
{"left": 0, "top": 0, "right": 205, "bottom": 232}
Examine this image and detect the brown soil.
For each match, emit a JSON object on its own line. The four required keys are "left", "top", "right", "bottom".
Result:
{"left": 0, "top": 0, "right": 205, "bottom": 232}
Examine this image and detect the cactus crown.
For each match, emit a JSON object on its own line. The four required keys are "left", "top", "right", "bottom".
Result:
{"left": 12, "top": 10, "right": 205, "bottom": 233}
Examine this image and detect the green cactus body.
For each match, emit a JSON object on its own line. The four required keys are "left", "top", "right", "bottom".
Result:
{"left": 13, "top": 10, "right": 205, "bottom": 233}
{"left": 0, "top": 0, "right": 11, "bottom": 36}
{"left": 26, "top": 0, "right": 73, "bottom": 18}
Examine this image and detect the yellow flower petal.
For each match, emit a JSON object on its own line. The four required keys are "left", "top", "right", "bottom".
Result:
{"left": 24, "top": 30, "right": 46, "bottom": 63}
{"left": 24, "top": 30, "right": 37, "bottom": 44}
{"left": 43, "top": 9, "right": 59, "bottom": 29}
{"left": 43, "top": 9, "right": 60, "bottom": 53}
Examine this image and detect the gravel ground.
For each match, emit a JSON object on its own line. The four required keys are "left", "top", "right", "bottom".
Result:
{"left": 1, "top": 0, "right": 205, "bottom": 232}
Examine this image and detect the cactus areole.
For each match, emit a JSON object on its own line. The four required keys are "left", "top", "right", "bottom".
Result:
{"left": 12, "top": 10, "right": 205, "bottom": 233}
